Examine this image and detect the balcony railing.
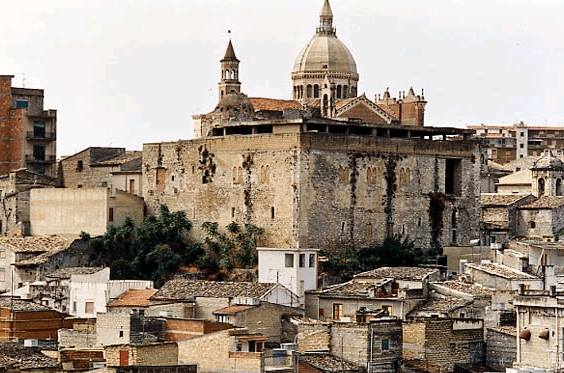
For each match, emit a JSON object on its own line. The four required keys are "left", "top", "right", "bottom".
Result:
{"left": 26, "top": 131, "right": 56, "bottom": 141}
{"left": 25, "top": 155, "right": 56, "bottom": 164}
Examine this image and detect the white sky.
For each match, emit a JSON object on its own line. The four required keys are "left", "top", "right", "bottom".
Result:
{"left": 3, "top": 0, "right": 564, "bottom": 156}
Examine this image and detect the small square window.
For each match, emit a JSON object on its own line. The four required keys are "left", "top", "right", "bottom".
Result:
{"left": 285, "top": 253, "right": 294, "bottom": 268}
{"left": 16, "top": 100, "right": 28, "bottom": 108}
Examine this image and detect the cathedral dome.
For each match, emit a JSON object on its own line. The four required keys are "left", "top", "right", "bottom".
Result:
{"left": 293, "top": 34, "right": 357, "bottom": 75}
{"left": 534, "top": 153, "right": 563, "bottom": 170}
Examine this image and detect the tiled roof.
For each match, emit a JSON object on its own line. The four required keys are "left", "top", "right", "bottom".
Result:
{"left": 107, "top": 289, "right": 157, "bottom": 308}
{"left": 480, "top": 193, "right": 531, "bottom": 207}
{"left": 469, "top": 263, "right": 538, "bottom": 279}
{"left": 488, "top": 326, "right": 516, "bottom": 336}
{"left": 0, "top": 298, "right": 54, "bottom": 312}
{"left": 334, "top": 98, "right": 356, "bottom": 110}
{"left": 0, "top": 348, "right": 58, "bottom": 370}
{"left": 0, "top": 236, "right": 73, "bottom": 253}
{"left": 150, "top": 279, "right": 276, "bottom": 301}
{"left": 354, "top": 267, "right": 438, "bottom": 281}
{"left": 213, "top": 305, "right": 255, "bottom": 315}
{"left": 248, "top": 98, "right": 302, "bottom": 112}
{"left": 316, "top": 279, "right": 393, "bottom": 298}
{"left": 410, "top": 298, "right": 471, "bottom": 316}
{"left": 436, "top": 281, "right": 494, "bottom": 296}
{"left": 520, "top": 196, "right": 564, "bottom": 209}
{"left": 14, "top": 245, "right": 73, "bottom": 267}
{"left": 46, "top": 267, "right": 103, "bottom": 279}
{"left": 300, "top": 353, "right": 362, "bottom": 372}
{"left": 91, "top": 151, "right": 142, "bottom": 166}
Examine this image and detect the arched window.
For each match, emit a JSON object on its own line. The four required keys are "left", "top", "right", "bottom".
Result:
{"left": 225, "top": 70, "right": 229, "bottom": 79}
{"left": 343, "top": 85, "right": 348, "bottom": 99}
{"left": 307, "top": 85, "right": 312, "bottom": 98}
{"left": 337, "top": 85, "right": 342, "bottom": 99}
{"left": 314, "top": 85, "right": 320, "bottom": 98}
{"left": 300, "top": 85, "right": 304, "bottom": 99}
{"left": 323, "top": 94, "right": 328, "bottom": 116}
{"left": 557, "top": 178, "right": 562, "bottom": 196}
{"left": 538, "top": 178, "right": 545, "bottom": 196}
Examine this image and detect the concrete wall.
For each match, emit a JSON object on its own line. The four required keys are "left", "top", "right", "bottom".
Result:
{"left": 30, "top": 187, "right": 144, "bottom": 236}
{"left": 142, "top": 132, "right": 480, "bottom": 253}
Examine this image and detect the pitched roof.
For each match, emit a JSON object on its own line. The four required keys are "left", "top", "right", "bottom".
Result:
{"left": 150, "top": 279, "right": 277, "bottom": 301}
{"left": 248, "top": 98, "right": 302, "bottom": 112}
{"left": 0, "top": 236, "right": 73, "bottom": 253}
{"left": 480, "top": 193, "right": 531, "bottom": 207}
{"left": 107, "top": 289, "right": 157, "bottom": 308}
{"left": 0, "top": 298, "right": 54, "bottom": 312}
{"left": 213, "top": 305, "right": 255, "bottom": 315}
{"left": 497, "top": 169, "right": 532, "bottom": 186}
{"left": 435, "top": 281, "right": 494, "bottom": 296}
{"left": 410, "top": 298, "right": 471, "bottom": 317}
{"left": 46, "top": 267, "right": 103, "bottom": 279}
{"left": 91, "top": 150, "right": 142, "bottom": 167}
{"left": 300, "top": 353, "right": 362, "bottom": 372}
{"left": 520, "top": 196, "right": 564, "bottom": 209}
{"left": 354, "top": 267, "right": 438, "bottom": 281}
{"left": 468, "top": 263, "right": 538, "bottom": 280}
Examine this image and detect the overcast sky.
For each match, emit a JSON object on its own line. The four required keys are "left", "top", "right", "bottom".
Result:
{"left": 3, "top": 0, "right": 564, "bottom": 156}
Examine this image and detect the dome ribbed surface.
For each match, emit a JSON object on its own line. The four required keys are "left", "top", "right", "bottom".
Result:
{"left": 293, "top": 34, "right": 357, "bottom": 74}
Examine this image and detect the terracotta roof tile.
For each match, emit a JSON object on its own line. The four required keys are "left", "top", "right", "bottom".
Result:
{"left": 0, "top": 298, "right": 54, "bottom": 312}
{"left": 520, "top": 196, "right": 564, "bottom": 209}
{"left": 150, "top": 279, "right": 277, "bottom": 301}
{"left": 0, "top": 236, "right": 73, "bottom": 253}
{"left": 107, "top": 289, "right": 157, "bottom": 308}
{"left": 46, "top": 267, "right": 103, "bottom": 279}
{"left": 480, "top": 193, "right": 531, "bottom": 207}
{"left": 354, "top": 267, "right": 438, "bottom": 281}
{"left": 300, "top": 353, "right": 362, "bottom": 372}
{"left": 248, "top": 98, "right": 302, "bottom": 112}
{"left": 334, "top": 98, "right": 355, "bottom": 110}
{"left": 213, "top": 305, "right": 255, "bottom": 315}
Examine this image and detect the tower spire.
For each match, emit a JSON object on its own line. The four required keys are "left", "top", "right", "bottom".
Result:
{"left": 218, "top": 38, "right": 241, "bottom": 101}
{"left": 318, "top": 0, "right": 335, "bottom": 35}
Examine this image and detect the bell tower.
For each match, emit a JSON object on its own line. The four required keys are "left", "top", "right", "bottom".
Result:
{"left": 218, "top": 39, "right": 241, "bottom": 101}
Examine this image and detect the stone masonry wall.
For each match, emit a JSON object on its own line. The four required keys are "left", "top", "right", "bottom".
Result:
{"left": 297, "top": 321, "right": 331, "bottom": 353}
{"left": 486, "top": 328, "right": 516, "bottom": 371}
{"left": 105, "top": 343, "right": 178, "bottom": 367}
{"left": 142, "top": 132, "right": 480, "bottom": 253}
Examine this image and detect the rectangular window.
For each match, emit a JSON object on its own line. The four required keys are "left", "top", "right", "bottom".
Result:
{"left": 520, "top": 144, "right": 524, "bottom": 148}
{"left": 85, "top": 301, "right": 94, "bottom": 314}
{"left": 0, "top": 249, "right": 5, "bottom": 259}
{"left": 33, "top": 145, "right": 45, "bottom": 161}
{"left": 129, "top": 179, "right": 135, "bottom": 194}
{"left": 332, "top": 303, "right": 343, "bottom": 321}
{"left": 0, "top": 269, "right": 5, "bottom": 282}
{"left": 299, "top": 254, "right": 305, "bottom": 268}
{"left": 382, "top": 339, "right": 389, "bottom": 351}
{"left": 285, "top": 253, "right": 294, "bottom": 268}
{"left": 109, "top": 208, "right": 114, "bottom": 222}
{"left": 33, "top": 121, "right": 45, "bottom": 138}
{"left": 15, "top": 100, "right": 28, "bottom": 108}
{"left": 76, "top": 160, "right": 83, "bottom": 171}
{"left": 445, "top": 158, "right": 461, "bottom": 195}
{"left": 217, "top": 314, "right": 227, "bottom": 323}
{"left": 309, "top": 254, "right": 315, "bottom": 268}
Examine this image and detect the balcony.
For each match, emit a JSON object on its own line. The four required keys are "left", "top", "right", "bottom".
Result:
{"left": 26, "top": 131, "right": 56, "bottom": 141}
{"left": 25, "top": 155, "right": 56, "bottom": 164}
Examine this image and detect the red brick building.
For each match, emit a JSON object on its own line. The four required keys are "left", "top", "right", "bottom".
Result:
{"left": 0, "top": 75, "right": 57, "bottom": 177}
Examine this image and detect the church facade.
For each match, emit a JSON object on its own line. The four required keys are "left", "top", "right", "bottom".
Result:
{"left": 142, "top": 0, "right": 480, "bottom": 253}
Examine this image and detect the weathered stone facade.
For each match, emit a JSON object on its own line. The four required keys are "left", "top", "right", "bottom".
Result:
{"left": 402, "top": 318, "right": 484, "bottom": 372}
{"left": 104, "top": 342, "right": 178, "bottom": 367}
{"left": 485, "top": 327, "right": 516, "bottom": 371}
{"left": 143, "top": 131, "right": 480, "bottom": 252}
